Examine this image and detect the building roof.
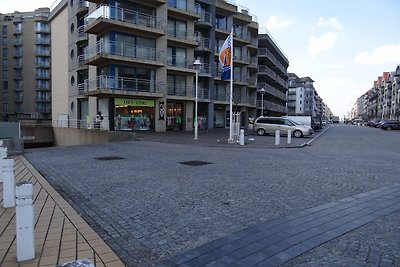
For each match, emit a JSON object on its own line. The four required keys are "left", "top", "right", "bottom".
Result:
{"left": 299, "top": 76, "right": 314, "bottom": 83}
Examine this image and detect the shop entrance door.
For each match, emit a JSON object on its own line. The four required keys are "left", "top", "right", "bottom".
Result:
{"left": 166, "top": 102, "right": 184, "bottom": 130}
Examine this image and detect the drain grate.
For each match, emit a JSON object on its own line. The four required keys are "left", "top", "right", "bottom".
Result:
{"left": 179, "top": 160, "right": 212, "bottom": 166}
{"left": 95, "top": 156, "right": 125, "bottom": 161}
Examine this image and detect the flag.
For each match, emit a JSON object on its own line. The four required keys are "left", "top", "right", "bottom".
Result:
{"left": 219, "top": 32, "right": 232, "bottom": 80}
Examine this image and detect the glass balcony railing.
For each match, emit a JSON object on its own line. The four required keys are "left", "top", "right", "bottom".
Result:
{"left": 84, "top": 40, "right": 165, "bottom": 63}
{"left": 85, "top": 4, "right": 165, "bottom": 31}
{"left": 167, "top": 84, "right": 192, "bottom": 96}
{"left": 81, "top": 75, "right": 164, "bottom": 94}
{"left": 167, "top": 0, "right": 200, "bottom": 14}
{"left": 167, "top": 26, "right": 199, "bottom": 42}
{"left": 167, "top": 55, "right": 193, "bottom": 69}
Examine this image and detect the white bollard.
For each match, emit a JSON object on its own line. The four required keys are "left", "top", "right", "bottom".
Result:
{"left": 275, "top": 130, "right": 280, "bottom": 146}
{"left": 16, "top": 182, "right": 35, "bottom": 262}
{"left": 287, "top": 130, "right": 292, "bottom": 144}
{"left": 239, "top": 129, "right": 244, "bottom": 146}
{"left": 0, "top": 146, "right": 7, "bottom": 159}
{"left": 2, "top": 158, "right": 15, "bottom": 208}
{"left": 0, "top": 147, "right": 7, "bottom": 183}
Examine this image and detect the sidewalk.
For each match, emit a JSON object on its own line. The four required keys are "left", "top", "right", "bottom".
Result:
{"left": 0, "top": 156, "right": 125, "bottom": 267}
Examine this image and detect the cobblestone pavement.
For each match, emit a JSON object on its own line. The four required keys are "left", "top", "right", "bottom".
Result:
{"left": 24, "top": 124, "right": 400, "bottom": 266}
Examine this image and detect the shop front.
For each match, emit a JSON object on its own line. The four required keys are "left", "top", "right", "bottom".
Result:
{"left": 114, "top": 98, "right": 155, "bottom": 131}
{"left": 166, "top": 101, "right": 184, "bottom": 130}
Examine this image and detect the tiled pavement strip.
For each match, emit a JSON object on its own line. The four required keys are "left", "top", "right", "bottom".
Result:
{"left": 161, "top": 183, "right": 400, "bottom": 267}
{"left": 0, "top": 156, "right": 125, "bottom": 267}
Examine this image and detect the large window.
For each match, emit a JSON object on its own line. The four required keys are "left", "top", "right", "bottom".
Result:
{"left": 167, "top": 19, "right": 187, "bottom": 39}
{"left": 2, "top": 25, "right": 7, "bottom": 35}
{"left": 167, "top": 46, "right": 187, "bottom": 68}
{"left": 167, "top": 75, "right": 186, "bottom": 96}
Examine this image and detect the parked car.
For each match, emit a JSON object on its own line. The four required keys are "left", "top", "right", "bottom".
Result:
{"left": 253, "top": 117, "right": 314, "bottom": 138}
{"left": 380, "top": 120, "right": 400, "bottom": 130}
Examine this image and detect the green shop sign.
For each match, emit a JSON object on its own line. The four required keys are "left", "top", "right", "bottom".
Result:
{"left": 115, "top": 98, "right": 155, "bottom": 107}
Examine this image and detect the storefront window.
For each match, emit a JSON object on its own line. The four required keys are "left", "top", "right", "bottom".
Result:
{"left": 115, "top": 98, "right": 155, "bottom": 131}
{"left": 166, "top": 102, "right": 183, "bottom": 130}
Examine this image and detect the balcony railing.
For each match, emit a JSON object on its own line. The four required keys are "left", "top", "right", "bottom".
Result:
{"left": 36, "top": 96, "right": 51, "bottom": 101}
{"left": 85, "top": 4, "right": 165, "bottom": 31}
{"left": 214, "top": 91, "right": 229, "bottom": 101}
{"left": 193, "top": 88, "right": 210, "bottom": 99}
{"left": 36, "top": 38, "right": 50, "bottom": 45}
{"left": 196, "top": 37, "right": 211, "bottom": 50}
{"left": 36, "top": 73, "right": 51, "bottom": 79}
{"left": 197, "top": 11, "right": 211, "bottom": 24}
{"left": 257, "top": 83, "right": 286, "bottom": 100}
{"left": 35, "top": 26, "right": 50, "bottom": 33}
{"left": 76, "top": 25, "right": 88, "bottom": 39}
{"left": 84, "top": 40, "right": 165, "bottom": 63}
{"left": 167, "top": 55, "right": 193, "bottom": 69}
{"left": 197, "top": 63, "right": 211, "bottom": 75}
{"left": 258, "top": 65, "right": 287, "bottom": 88}
{"left": 167, "top": 84, "right": 193, "bottom": 97}
{"left": 167, "top": 0, "right": 201, "bottom": 14}
{"left": 80, "top": 75, "right": 164, "bottom": 94}
{"left": 36, "top": 49, "right": 50, "bottom": 56}
{"left": 167, "top": 26, "right": 199, "bottom": 42}
{"left": 257, "top": 100, "right": 286, "bottom": 113}
{"left": 258, "top": 48, "right": 287, "bottom": 75}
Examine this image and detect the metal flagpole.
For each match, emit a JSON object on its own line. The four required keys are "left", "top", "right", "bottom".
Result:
{"left": 228, "top": 27, "right": 234, "bottom": 143}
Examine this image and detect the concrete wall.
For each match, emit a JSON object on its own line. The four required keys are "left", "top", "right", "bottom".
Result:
{"left": 53, "top": 128, "right": 136, "bottom": 147}
{"left": 51, "top": 5, "right": 69, "bottom": 124}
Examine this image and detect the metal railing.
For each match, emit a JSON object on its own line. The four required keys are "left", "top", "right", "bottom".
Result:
{"left": 214, "top": 91, "right": 229, "bottom": 101}
{"left": 80, "top": 75, "right": 164, "bottom": 94}
{"left": 84, "top": 40, "right": 165, "bottom": 63}
{"left": 197, "top": 11, "right": 211, "bottom": 24}
{"left": 85, "top": 4, "right": 165, "bottom": 31}
{"left": 196, "top": 37, "right": 211, "bottom": 50}
{"left": 167, "top": 0, "right": 201, "bottom": 14}
{"left": 36, "top": 38, "right": 50, "bottom": 44}
{"left": 192, "top": 88, "right": 210, "bottom": 99}
{"left": 257, "top": 83, "right": 286, "bottom": 100}
{"left": 258, "top": 65, "right": 287, "bottom": 88}
{"left": 76, "top": 25, "right": 88, "bottom": 39}
{"left": 257, "top": 100, "right": 286, "bottom": 113}
{"left": 258, "top": 48, "right": 287, "bottom": 75}
{"left": 167, "top": 55, "right": 193, "bottom": 69}
{"left": 167, "top": 84, "right": 193, "bottom": 96}
{"left": 167, "top": 26, "right": 199, "bottom": 42}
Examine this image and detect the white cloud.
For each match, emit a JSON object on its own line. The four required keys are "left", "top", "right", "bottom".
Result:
{"left": 317, "top": 17, "right": 342, "bottom": 31}
{"left": 354, "top": 45, "right": 400, "bottom": 65}
{"left": 266, "top": 16, "right": 293, "bottom": 30}
{"left": 308, "top": 32, "right": 338, "bottom": 57}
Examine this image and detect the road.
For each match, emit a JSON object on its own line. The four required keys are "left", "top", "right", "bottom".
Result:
{"left": 24, "top": 124, "right": 400, "bottom": 266}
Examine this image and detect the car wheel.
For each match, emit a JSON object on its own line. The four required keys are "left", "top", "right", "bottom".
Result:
{"left": 257, "top": 128, "right": 266, "bottom": 136}
{"left": 293, "top": 130, "right": 303, "bottom": 138}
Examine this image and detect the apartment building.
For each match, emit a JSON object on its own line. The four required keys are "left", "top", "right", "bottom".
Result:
{"left": 287, "top": 74, "right": 317, "bottom": 116}
{"left": 353, "top": 64, "right": 400, "bottom": 121}
{"left": 257, "top": 32, "right": 288, "bottom": 117}
{"left": 0, "top": 9, "right": 51, "bottom": 121}
{"left": 50, "top": 0, "right": 259, "bottom": 132}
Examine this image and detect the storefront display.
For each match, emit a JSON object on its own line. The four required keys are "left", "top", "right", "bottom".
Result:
{"left": 115, "top": 98, "right": 154, "bottom": 131}
{"left": 166, "top": 102, "right": 183, "bottom": 130}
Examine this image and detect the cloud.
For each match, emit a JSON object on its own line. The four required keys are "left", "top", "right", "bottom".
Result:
{"left": 317, "top": 17, "right": 342, "bottom": 30}
{"left": 266, "top": 16, "right": 293, "bottom": 30}
{"left": 308, "top": 32, "right": 338, "bottom": 57}
{"left": 354, "top": 45, "right": 400, "bottom": 65}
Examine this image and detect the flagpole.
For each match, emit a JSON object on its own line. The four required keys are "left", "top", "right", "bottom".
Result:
{"left": 228, "top": 27, "right": 234, "bottom": 143}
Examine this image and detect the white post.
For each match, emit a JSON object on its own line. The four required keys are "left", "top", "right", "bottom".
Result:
{"left": 0, "top": 146, "right": 7, "bottom": 183}
{"left": 2, "top": 158, "right": 15, "bottom": 208}
{"left": 194, "top": 68, "right": 198, "bottom": 140}
{"left": 287, "top": 130, "right": 292, "bottom": 144}
{"left": 16, "top": 182, "right": 35, "bottom": 262}
{"left": 239, "top": 129, "right": 244, "bottom": 146}
{"left": 275, "top": 130, "right": 280, "bottom": 146}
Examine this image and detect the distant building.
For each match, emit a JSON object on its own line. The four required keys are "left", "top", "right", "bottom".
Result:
{"left": 0, "top": 8, "right": 51, "bottom": 121}
{"left": 257, "top": 32, "right": 289, "bottom": 117}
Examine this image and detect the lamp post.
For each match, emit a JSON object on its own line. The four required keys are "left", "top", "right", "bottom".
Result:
{"left": 259, "top": 87, "right": 266, "bottom": 117}
{"left": 193, "top": 59, "right": 201, "bottom": 140}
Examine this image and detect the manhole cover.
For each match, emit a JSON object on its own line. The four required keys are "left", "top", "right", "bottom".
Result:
{"left": 94, "top": 156, "right": 124, "bottom": 161}
{"left": 179, "top": 160, "right": 212, "bottom": 166}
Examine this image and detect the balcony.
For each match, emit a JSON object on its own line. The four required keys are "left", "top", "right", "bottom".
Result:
{"left": 258, "top": 48, "right": 287, "bottom": 77}
{"left": 257, "top": 82, "right": 286, "bottom": 101}
{"left": 36, "top": 85, "right": 50, "bottom": 91}
{"left": 197, "top": 63, "right": 211, "bottom": 77}
{"left": 84, "top": 40, "right": 165, "bottom": 67}
{"left": 258, "top": 65, "right": 287, "bottom": 89}
{"left": 167, "top": 55, "right": 196, "bottom": 73}
{"left": 167, "top": 26, "right": 199, "bottom": 46}
{"left": 36, "top": 73, "right": 51, "bottom": 79}
{"left": 214, "top": 91, "right": 229, "bottom": 102}
{"left": 36, "top": 62, "right": 51, "bottom": 68}
{"left": 195, "top": 37, "right": 211, "bottom": 52}
{"left": 37, "top": 108, "right": 51, "bottom": 113}
{"left": 167, "top": 0, "right": 201, "bottom": 20}
{"left": 167, "top": 84, "right": 193, "bottom": 97}
{"left": 14, "top": 62, "right": 23, "bottom": 69}
{"left": 193, "top": 88, "right": 210, "bottom": 100}
{"left": 36, "top": 38, "right": 51, "bottom": 45}
{"left": 14, "top": 39, "right": 23, "bottom": 46}
{"left": 36, "top": 96, "right": 51, "bottom": 102}
{"left": 257, "top": 100, "right": 286, "bottom": 113}
{"left": 84, "top": 4, "right": 165, "bottom": 36}
{"left": 13, "top": 29, "right": 22, "bottom": 35}
{"left": 36, "top": 49, "right": 50, "bottom": 56}
{"left": 215, "top": 22, "right": 233, "bottom": 35}
{"left": 77, "top": 0, "right": 89, "bottom": 15}
{"left": 80, "top": 75, "right": 165, "bottom": 96}
{"left": 76, "top": 25, "right": 88, "bottom": 43}
{"left": 35, "top": 26, "right": 50, "bottom": 33}
{"left": 195, "top": 11, "right": 212, "bottom": 28}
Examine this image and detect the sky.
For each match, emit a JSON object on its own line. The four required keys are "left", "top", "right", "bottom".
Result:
{"left": 1, "top": 0, "right": 400, "bottom": 117}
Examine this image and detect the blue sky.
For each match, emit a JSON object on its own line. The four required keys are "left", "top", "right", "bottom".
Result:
{"left": 2, "top": 0, "right": 399, "bottom": 117}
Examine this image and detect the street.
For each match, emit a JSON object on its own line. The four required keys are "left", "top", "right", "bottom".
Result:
{"left": 24, "top": 124, "right": 400, "bottom": 266}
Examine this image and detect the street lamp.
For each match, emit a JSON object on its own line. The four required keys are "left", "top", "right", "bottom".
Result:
{"left": 193, "top": 59, "right": 201, "bottom": 140}
{"left": 259, "top": 87, "right": 266, "bottom": 117}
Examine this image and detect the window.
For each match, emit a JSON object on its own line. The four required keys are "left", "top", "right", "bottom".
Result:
{"left": 2, "top": 37, "right": 7, "bottom": 46}
{"left": 299, "top": 101, "right": 302, "bottom": 104}
{"left": 2, "top": 59, "right": 8, "bottom": 68}
{"left": 167, "top": 19, "right": 187, "bottom": 39}
{"left": 3, "top": 81, "right": 8, "bottom": 90}
{"left": 2, "top": 48, "right": 7, "bottom": 57}
{"left": 2, "top": 25, "right": 7, "bottom": 35}
{"left": 167, "top": 46, "right": 187, "bottom": 68}
{"left": 2, "top": 70, "right": 8, "bottom": 79}
{"left": 300, "top": 94, "right": 302, "bottom": 98}
{"left": 14, "top": 23, "right": 22, "bottom": 33}
{"left": 3, "top": 103, "right": 8, "bottom": 112}
{"left": 167, "top": 74, "right": 186, "bottom": 96}
{"left": 3, "top": 91, "right": 8, "bottom": 101}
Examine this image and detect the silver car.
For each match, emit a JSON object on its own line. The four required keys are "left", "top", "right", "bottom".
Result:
{"left": 253, "top": 117, "right": 314, "bottom": 138}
